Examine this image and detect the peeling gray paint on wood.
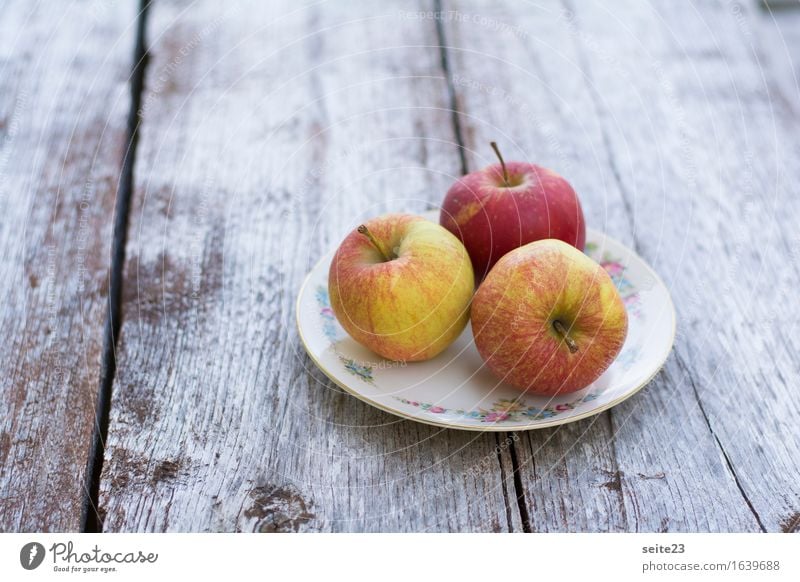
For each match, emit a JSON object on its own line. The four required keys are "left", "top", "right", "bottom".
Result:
{"left": 440, "top": 0, "right": 798, "bottom": 531}
{"left": 97, "top": 0, "right": 521, "bottom": 533}
{"left": 0, "top": 0, "right": 135, "bottom": 531}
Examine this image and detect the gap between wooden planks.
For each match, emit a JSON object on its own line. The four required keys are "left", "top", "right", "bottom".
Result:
{"left": 440, "top": 0, "right": 799, "bottom": 532}
{"left": 0, "top": 0, "right": 137, "bottom": 531}
{"left": 98, "top": 0, "right": 523, "bottom": 533}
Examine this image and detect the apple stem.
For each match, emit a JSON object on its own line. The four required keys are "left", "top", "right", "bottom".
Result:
{"left": 357, "top": 225, "right": 392, "bottom": 261}
{"left": 490, "top": 141, "right": 510, "bottom": 186}
{"left": 553, "top": 320, "right": 579, "bottom": 354}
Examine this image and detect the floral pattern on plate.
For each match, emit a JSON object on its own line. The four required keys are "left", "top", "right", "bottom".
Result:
{"left": 393, "top": 393, "right": 599, "bottom": 423}
{"left": 316, "top": 286, "right": 375, "bottom": 385}
{"left": 586, "top": 241, "right": 642, "bottom": 319}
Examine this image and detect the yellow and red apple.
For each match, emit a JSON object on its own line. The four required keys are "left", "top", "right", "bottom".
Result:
{"left": 471, "top": 239, "right": 627, "bottom": 395}
{"left": 328, "top": 214, "right": 474, "bottom": 362}
{"left": 440, "top": 143, "right": 586, "bottom": 279}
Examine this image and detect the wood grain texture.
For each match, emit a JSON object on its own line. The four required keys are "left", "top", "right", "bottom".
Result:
{"left": 643, "top": 0, "right": 800, "bottom": 534}
{"left": 756, "top": 3, "right": 800, "bottom": 109}
{"left": 441, "top": 0, "right": 799, "bottom": 531}
{"left": 0, "top": 0, "right": 135, "bottom": 531}
{"left": 98, "top": 0, "right": 523, "bottom": 532}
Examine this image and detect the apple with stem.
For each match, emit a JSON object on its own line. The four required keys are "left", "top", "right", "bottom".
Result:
{"left": 440, "top": 142, "right": 586, "bottom": 279}
{"left": 328, "top": 214, "right": 474, "bottom": 362}
{"left": 471, "top": 239, "right": 628, "bottom": 395}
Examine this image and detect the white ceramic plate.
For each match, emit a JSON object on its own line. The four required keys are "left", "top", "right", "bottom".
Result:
{"left": 296, "top": 212, "right": 675, "bottom": 431}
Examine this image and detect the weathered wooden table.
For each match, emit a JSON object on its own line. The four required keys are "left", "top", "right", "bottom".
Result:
{"left": 2, "top": 0, "right": 799, "bottom": 533}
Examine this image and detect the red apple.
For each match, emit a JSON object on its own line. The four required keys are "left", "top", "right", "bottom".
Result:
{"left": 328, "top": 214, "right": 474, "bottom": 362}
{"left": 440, "top": 142, "right": 586, "bottom": 279}
{"left": 471, "top": 239, "right": 627, "bottom": 395}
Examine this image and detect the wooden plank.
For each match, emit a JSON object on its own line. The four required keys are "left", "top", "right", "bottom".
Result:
{"left": 641, "top": 0, "right": 800, "bottom": 533}
{"left": 756, "top": 3, "right": 800, "bottom": 109}
{"left": 98, "top": 0, "right": 523, "bottom": 532}
{"left": 0, "top": 0, "right": 136, "bottom": 531}
{"left": 440, "top": 0, "right": 773, "bottom": 530}
{"left": 548, "top": 0, "right": 800, "bottom": 533}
